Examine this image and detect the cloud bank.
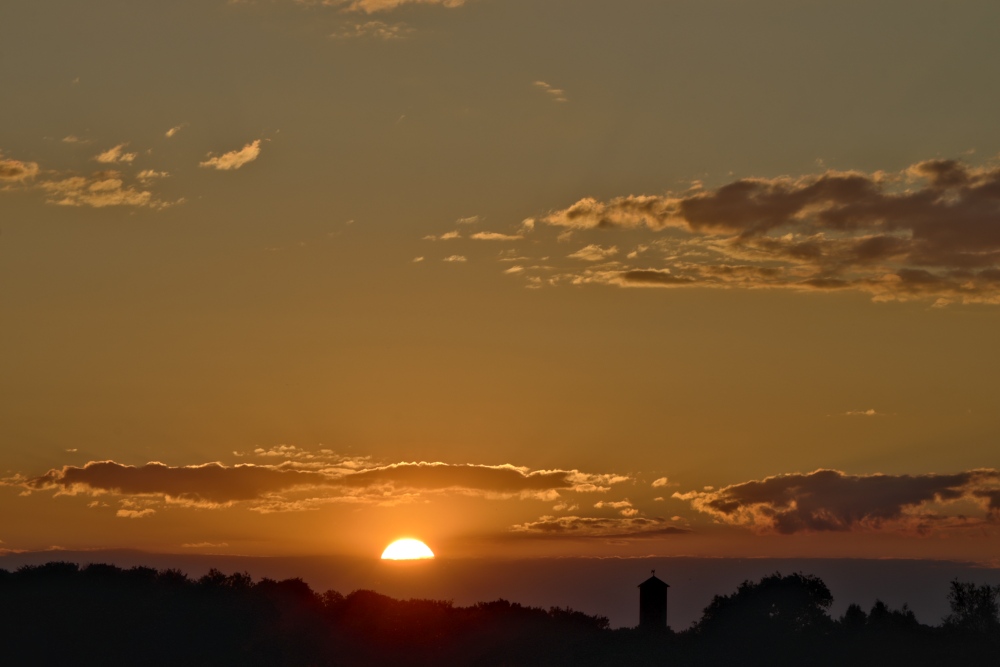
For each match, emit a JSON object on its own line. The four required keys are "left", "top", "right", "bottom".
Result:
{"left": 12, "top": 457, "right": 629, "bottom": 512}
{"left": 674, "top": 468, "right": 1000, "bottom": 534}
{"left": 516, "top": 159, "right": 1000, "bottom": 305}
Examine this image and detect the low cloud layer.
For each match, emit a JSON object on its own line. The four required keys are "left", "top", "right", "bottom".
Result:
{"left": 10, "top": 456, "right": 629, "bottom": 512}
{"left": 510, "top": 515, "right": 690, "bottom": 539}
{"left": 674, "top": 468, "right": 1000, "bottom": 534}
{"left": 303, "top": 0, "right": 466, "bottom": 14}
{"left": 479, "top": 159, "right": 1000, "bottom": 305}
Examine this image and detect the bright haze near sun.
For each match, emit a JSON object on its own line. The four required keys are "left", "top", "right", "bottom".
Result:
{"left": 382, "top": 539, "right": 435, "bottom": 561}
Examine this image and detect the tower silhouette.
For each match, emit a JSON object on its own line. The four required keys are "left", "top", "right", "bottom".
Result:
{"left": 638, "top": 570, "right": 669, "bottom": 630}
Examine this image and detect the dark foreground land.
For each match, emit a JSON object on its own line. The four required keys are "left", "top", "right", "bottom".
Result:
{"left": 1, "top": 563, "right": 997, "bottom": 666}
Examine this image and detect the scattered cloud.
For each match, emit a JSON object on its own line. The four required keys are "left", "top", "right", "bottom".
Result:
{"left": 332, "top": 20, "right": 413, "bottom": 39}
{"left": 456, "top": 215, "right": 480, "bottom": 225}
{"left": 527, "top": 159, "right": 1000, "bottom": 305}
{"left": 844, "top": 408, "right": 884, "bottom": 417}
{"left": 95, "top": 144, "right": 137, "bottom": 164}
{"left": 568, "top": 244, "right": 618, "bottom": 262}
{"left": 0, "top": 156, "right": 40, "bottom": 183}
{"left": 37, "top": 172, "right": 177, "bottom": 209}
{"left": 116, "top": 508, "right": 156, "bottom": 519}
{"left": 61, "top": 135, "right": 92, "bottom": 145}
{"left": 200, "top": 139, "right": 262, "bottom": 170}
{"left": 652, "top": 477, "right": 670, "bottom": 488}
{"left": 165, "top": 125, "right": 185, "bottom": 138}
{"left": 413, "top": 256, "right": 425, "bottom": 262}
{"left": 533, "top": 80, "right": 568, "bottom": 103}
{"left": 443, "top": 255, "right": 467, "bottom": 262}
{"left": 674, "top": 468, "right": 1000, "bottom": 534}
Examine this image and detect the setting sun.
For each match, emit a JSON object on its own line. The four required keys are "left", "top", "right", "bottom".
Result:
{"left": 381, "top": 538, "right": 435, "bottom": 560}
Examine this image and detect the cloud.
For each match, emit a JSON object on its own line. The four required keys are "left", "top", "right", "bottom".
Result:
{"left": 529, "top": 159, "right": 1000, "bottom": 304}
{"left": 423, "top": 230, "right": 461, "bottom": 241}
{"left": 301, "top": 0, "right": 466, "bottom": 14}
{"left": 200, "top": 140, "right": 262, "bottom": 170}
{"left": 136, "top": 169, "right": 169, "bottom": 182}
{"left": 443, "top": 255, "right": 467, "bottom": 262}
{"left": 510, "top": 515, "right": 691, "bottom": 539}
{"left": 95, "top": 144, "right": 137, "bottom": 164}
{"left": 1, "top": 150, "right": 177, "bottom": 209}
{"left": 116, "top": 508, "right": 156, "bottom": 519}
{"left": 37, "top": 172, "right": 177, "bottom": 209}
{"left": 181, "top": 542, "right": 229, "bottom": 548}
{"left": 533, "top": 81, "right": 568, "bottom": 103}
{"left": 674, "top": 468, "right": 1000, "bottom": 534}
{"left": 332, "top": 20, "right": 413, "bottom": 39}
{"left": 471, "top": 231, "right": 524, "bottom": 241}
{"left": 22, "top": 461, "right": 332, "bottom": 506}
{"left": 568, "top": 244, "right": 618, "bottom": 262}
{"left": 11, "top": 457, "right": 630, "bottom": 512}
{"left": 0, "top": 157, "right": 40, "bottom": 183}
{"left": 165, "top": 125, "right": 185, "bottom": 138}
{"left": 456, "top": 215, "right": 480, "bottom": 225}
{"left": 413, "top": 256, "right": 425, "bottom": 262}
{"left": 844, "top": 408, "right": 883, "bottom": 417}
{"left": 652, "top": 477, "right": 670, "bottom": 488}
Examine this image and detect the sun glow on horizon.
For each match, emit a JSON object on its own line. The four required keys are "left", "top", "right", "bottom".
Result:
{"left": 381, "top": 538, "right": 435, "bottom": 560}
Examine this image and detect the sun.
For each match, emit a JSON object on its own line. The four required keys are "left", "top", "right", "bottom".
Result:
{"left": 381, "top": 538, "right": 435, "bottom": 560}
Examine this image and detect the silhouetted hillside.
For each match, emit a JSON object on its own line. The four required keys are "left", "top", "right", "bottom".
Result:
{"left": 0, "top": 562, "right": 997, "bottom": 666}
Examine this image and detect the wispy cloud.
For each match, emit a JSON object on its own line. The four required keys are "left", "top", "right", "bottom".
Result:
{"left": 165, "top": 124, "right": 185, "bottom": 138}
{"left": 568, "top": 244, "right": 618, "bottom": 262}
{"left": 95, "top": 144, "right": 137, "bottom": 164}
{"left": 471, "top": 231, "right": 524, "bottom": 241}
{"left": 533, "top": 80, "right": 568, "bottom": 103}
{"left": 200, "top": 139, "right": 262, "bottom": 171}
{"left": 332, "top": 20, "right": 413, "bottom": 39}
{"left": 38, "top": 172, "right": 177, "bottom": 209}
{"left": 0, "top": 156, "right": 40, "bottom": 183}
{"left": 443, "top": 255, "right": 467, "bottom": 262}
{"left": 423, "top": 230, "right": 461, "bottom": 241}
{"left": 301, "top": 0, "right": 467, "bottom": 14}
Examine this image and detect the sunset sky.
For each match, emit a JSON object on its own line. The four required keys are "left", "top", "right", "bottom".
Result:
{"left": 3, "top": 0, "right": 1000, "bottom": 570}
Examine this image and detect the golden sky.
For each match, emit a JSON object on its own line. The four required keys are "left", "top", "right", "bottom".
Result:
{"left": 2, "top": 0, "right": 1000, "bottom": 564}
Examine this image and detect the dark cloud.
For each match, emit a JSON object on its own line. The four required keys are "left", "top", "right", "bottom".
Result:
{"left": 0, "top": 157, "right": 40, "bottom": 182}
{"left": 509, "top": 515, "right": 691, "bottom": 539}
{"left": 336, "top": 462, "right": 623, "bottom": 496}
{"left": 13, "top": 458, "right": 628, "bottom": 510}
{"left": 674, "top": 469, "right": 1000, "bottom": 534}
{"left": 535, "top": 160, "right": 1000, "bottom": 304}
{"left": 25, "top": 461, "right": 330, "bottom": 506}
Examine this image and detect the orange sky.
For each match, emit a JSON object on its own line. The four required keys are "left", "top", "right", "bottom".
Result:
{"left": 2, "top": 0, "right": 1000, "bottom": 565}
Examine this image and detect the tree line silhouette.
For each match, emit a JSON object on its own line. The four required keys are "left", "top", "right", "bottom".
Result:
{"left": 0, "top": 562, "right": 997, "bottom": 666}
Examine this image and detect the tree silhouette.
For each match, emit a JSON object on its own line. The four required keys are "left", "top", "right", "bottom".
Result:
{"left": 944, "top": 579, "right": 1000, "bottom": 634}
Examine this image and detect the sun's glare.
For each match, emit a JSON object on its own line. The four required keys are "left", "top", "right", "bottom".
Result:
{"left": 381, "top": 538, "right": 435, "bottom": 560}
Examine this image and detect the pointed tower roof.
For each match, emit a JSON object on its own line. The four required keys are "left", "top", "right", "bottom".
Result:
{"left": 638, "top": 570, "right": 669, "bottom": 589}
